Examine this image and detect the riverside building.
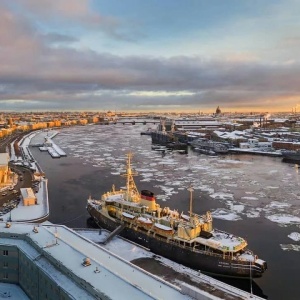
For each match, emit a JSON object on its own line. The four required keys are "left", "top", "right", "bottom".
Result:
{"left": 0, "top": 221, "right": 202, "bottom": 300}
{"left": 0, "top": 153, "right": 12, "bottom": 188}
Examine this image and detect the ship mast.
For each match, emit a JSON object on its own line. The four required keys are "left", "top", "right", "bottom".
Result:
{"left": 187, "top": 185, "right": 194, "bottom": 217}
{"left": 123, "top": 152, "right": 139, "bottom": 202}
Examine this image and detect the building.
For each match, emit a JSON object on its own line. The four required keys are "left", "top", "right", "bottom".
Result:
{"left": 0, "top": 222, "right": 201, "bottom": 300}
{"left": 0, "top": 153, "right": 11, "bottom": 187}
{"left": 272, "top": 141, "right": 300, "bottom": 151}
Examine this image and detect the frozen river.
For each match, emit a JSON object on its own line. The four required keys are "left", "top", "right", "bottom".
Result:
{"left": 30, "top": 124, "right": 300, "bottom": 300}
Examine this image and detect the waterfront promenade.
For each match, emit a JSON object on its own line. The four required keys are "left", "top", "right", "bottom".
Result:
{"left": 0, "top": 131, "right": 49, "bottom": 222}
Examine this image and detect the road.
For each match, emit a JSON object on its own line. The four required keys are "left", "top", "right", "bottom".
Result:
{"left": 0, "top": 131, "right": 37, "bottom": 211}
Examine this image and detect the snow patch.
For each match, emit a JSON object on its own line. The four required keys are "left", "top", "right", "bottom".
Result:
{"left": 266, "top": 214, "right": 300, "bottom": 225}
{"left": 280, "top": 244, "right": 300, "bottom": 251}
{"left": 288, "top": 232, "right": 300, "bottom": 242}
{"left": 211, "top": 209, "right": 242, "bottom": 221}
{"left": 241, "top": 197, "right": 259, "bottom": 201}
{"left": 210, "top": 192, "right": 234, "bottom": 201}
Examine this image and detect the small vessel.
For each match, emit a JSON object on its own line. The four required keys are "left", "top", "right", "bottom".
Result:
{"left": 140, "top": 128, "right": 155, "bottom": 135}
{"left": 190, "top": 138, "right": 229, "bottom": 154}
{"left": 87, "top": 153, "right": 267, "bottom": 278}
{"left": 282, "top": 149, "right": 300, "bottom": 163}
{"left": 194, "top": 147, "right": 217, "bottom": 156}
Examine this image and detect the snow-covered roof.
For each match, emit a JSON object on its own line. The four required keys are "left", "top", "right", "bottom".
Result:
{"left": 213, "top": 130, "right": 247, "bottom": 140}
{"left": 155, "top": 223, "right": 173, "bottom": 231}
{"left": 0, "top": 282, "right": 30, "bottom": 299}
{"left": 0, "top": 153, "right": 9, "bottom": 166}
{"left": 0, "top": 222, "right": 192, "bottom": 300}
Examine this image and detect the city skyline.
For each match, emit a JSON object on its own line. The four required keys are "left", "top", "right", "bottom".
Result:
{"left": 1, "top": 0, "right": 300, "bottom": 112}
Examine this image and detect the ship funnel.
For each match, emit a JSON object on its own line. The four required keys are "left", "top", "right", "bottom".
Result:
{"left": 140, "top": 190, "right": 156, "bottom": 211}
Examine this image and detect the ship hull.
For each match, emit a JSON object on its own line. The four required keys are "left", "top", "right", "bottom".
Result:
{"left": 87, "top": 204, "right": 264, "bottom": 279}
{"left": 282, "top": 152, "right": 300, "bottom": 163}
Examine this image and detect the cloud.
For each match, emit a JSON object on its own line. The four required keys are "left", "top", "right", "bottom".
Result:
{"left": 0, "top": 1, "right": 300, "bottom": 112}
{"left": 9, "top": 0, "right": 114, "bottom": 26}
{"left": 3, "top": 0, "right": 139, "bottom": 42}
{"left": 42, "top": 33, "right": 78, "bottom": 45}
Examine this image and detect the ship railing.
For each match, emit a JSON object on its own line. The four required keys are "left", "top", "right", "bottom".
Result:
{"left": 159, "top": 237, "right": 233, "bottom": 260}
{"left": 170, "top": 239, "right": 251, "bottom": 262}
{"left": 179, "top": 269, "right": 263, "bottom": 299}
{"left": 103, "top": 190, "right": 125, "bottom": 197}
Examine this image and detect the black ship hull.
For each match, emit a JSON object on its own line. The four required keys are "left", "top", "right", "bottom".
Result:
{"left": 282, "top": 151, "right": 300, "bottom": 163}
{"left": 87, "top": 204, "right": 264, "bottom": 279}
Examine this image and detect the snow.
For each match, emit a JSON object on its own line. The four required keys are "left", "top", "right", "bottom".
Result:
{"left": 122, "top": 212, "right": 135, "bottom": 219}
{"left": 244, "top": 209, "right": 261, "bottom": 218}
{"left": 76, "top": 229, "right": 259, "bottom": 300}
{"left": 241, "top": 196, "right": 259, "bottom": 201}
{"left": 280, "top": 244, "right": 300, "bottom": 251}
{"left": 1, "top": 178, "right": 49, "bottom": 222}
{"left": 266, "top": 214, "right": 300, "bottom": 226}
{"left": 1, "top": 222, "right": 192, "bottom": 300}
{"left": 231, "top": 204, "right": 245, "bottom": 213}
{"left": 0, "top": 282, "right": 30, "bottom": 300}
{"left": 209, "top": 192, "right": 234, "bottom": 201}
{"left": 155, "top": 223, "right": 173, "bottom": 231}
{"left": 211, "top": 209, "right": 242, "bottom": 221}
{"left": 267, "top": 201, "right": 291, "bottom": 209}
{"left": 288, "top": 232, "right": 300, "bottom": 242}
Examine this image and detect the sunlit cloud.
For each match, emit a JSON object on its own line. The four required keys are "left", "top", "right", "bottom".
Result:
{"left": 0, "top": 0, "right": 300, "bottom": 111}
{"left": 128, "top": 91, "right": 196, "bottom": 97}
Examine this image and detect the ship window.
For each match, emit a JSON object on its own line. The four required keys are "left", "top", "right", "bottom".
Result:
{"left": 3, "top": 272, "right": 8, "bottom": 279}
{"left": 3, "top": 250, "right": 8, "bottom": 256}
{"left": 3, "top": 261, "right": 8, "bottom": 268}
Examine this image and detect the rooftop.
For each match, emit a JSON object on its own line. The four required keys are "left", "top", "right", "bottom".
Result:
{"left": 0, "top": 221, "right": 193, "bottom": 299}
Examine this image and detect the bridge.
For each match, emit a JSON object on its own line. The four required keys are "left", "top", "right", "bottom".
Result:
{"left": 116, "top": 120, "right": 160, "bottom": 125}
{"left": 98, "top": 118, "right": 161, "bottom": 125}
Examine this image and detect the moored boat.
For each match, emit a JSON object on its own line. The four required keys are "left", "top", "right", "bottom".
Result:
{"left": 282, "top": 149, "right": 300, "bottom": 163}
{"left": 190, "top": 138, "right": 229, "bottom": 154}
{"left": 86, "top": 153, "right": 267, "bottom": 278}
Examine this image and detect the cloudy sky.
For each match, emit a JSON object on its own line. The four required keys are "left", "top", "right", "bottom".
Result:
{"left": 1, "top": 0, "right": 300, "bottom": 112}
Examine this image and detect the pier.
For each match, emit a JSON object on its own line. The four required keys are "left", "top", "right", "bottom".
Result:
{"left": 30, "top": 130, "right": 67, "bottom": 158}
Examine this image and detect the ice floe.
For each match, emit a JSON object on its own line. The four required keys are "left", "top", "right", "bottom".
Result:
{"left": 231, "top": 204, "right": 245, "bottom": 213}
{"left": 266, "top": 214, "right": 300, "bottom": 226}
{"left": 280, "top": 244, "right": 300, "bottom": 251}
{"left": 210, "top": 192, "right": 234, "bottom": 201}
{"left": 243, "top": 209, "right": 261, "bottom": 218}
{"left": 288, "top": 232, "right": 300, "bottom": 242}
{"left": 241, "top": 197, "right": 259, "bottom": 201}
{"left": 267, "top": 201, "right": 291, "bottom": 209}
{"left": 211, "top": 209, "right": 242, "bottom": 221}
{"left": 53, "top": 125, "right": 300, "bottom": 230}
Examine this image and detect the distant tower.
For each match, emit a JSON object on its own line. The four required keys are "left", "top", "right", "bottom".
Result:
{"left": 216, "top": 106, "right": 221, "bottom": 115}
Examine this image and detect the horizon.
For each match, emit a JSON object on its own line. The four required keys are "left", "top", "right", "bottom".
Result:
{"left": 1, "top": 109, "right": 297, "bottom": 115}
{"left": 1, "top": 1, "right": 300, "bottom": 112}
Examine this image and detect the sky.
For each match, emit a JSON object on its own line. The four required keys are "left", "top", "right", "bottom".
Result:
{"left": 1, "top": 0, "right": 300, "bottom": 113}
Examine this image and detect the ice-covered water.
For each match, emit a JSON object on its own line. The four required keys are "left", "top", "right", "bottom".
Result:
{"left": 31, "top": 124, "right": 300, "bottom": 300}
{"left": 55, "top": 125, "right": 300, "bottom": 229}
